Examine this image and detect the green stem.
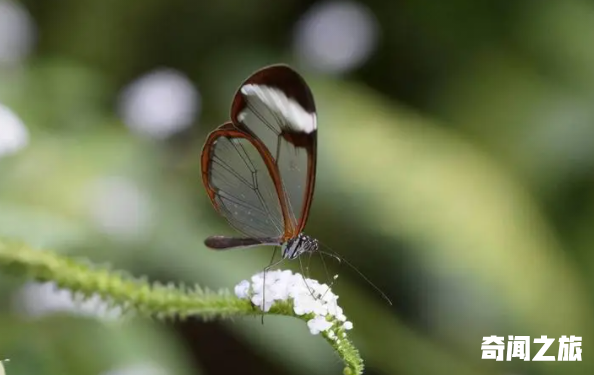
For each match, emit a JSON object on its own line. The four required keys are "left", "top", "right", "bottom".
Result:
{"left": 0, "top": 238, "right": 363, "bottom": 374}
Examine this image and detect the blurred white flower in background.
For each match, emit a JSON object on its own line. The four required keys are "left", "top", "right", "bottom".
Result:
{"left": 102, "top": 363, "right": 169, "bottom": 375}
{"left": 0, "top": 0, "right": 35, "bottom": 66}
{"left": 293, "top": 0, "right": 379, "bottom": 74}
{"left": 88, "top": 177, "right": 153, "bottom": 240}
{"left": 0, "top": 103, "right": 28, "bottom": 157}
{"left": 16, "top": 282, "right": 121, "bottom": 320}
{"left": 118, "top": 69, "right": 200, "bottom": 139}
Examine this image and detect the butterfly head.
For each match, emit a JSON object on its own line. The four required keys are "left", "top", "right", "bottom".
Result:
{"left": 282, "top": 233, "right": 319, "bottom": 260}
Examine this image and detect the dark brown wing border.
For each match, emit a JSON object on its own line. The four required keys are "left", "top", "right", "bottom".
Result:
{"left": 201, "top": 121, "right": 295, "bottom": 238}
{"left": 228, "top": 64, "right": 318, "bottom": 237}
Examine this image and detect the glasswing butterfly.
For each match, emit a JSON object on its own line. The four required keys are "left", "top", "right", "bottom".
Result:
{"left": 201, "top": 64, "right": 391, "bottom": 305}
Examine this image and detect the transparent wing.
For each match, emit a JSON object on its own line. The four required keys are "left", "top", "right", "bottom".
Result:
{"left": 201, "top": 123, "right": 286, "bottom": 240}
{"left": 230, "top": 65, "right": 317, "bottom": 237}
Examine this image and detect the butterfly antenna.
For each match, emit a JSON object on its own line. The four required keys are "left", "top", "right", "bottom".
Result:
{"left": 316, "top": 247, "right": 340, "bottom": 300}
{"left": 317, "top": 241, "right": 393, "bottom": 306}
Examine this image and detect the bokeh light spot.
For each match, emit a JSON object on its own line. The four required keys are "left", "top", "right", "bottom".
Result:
{"left": 293, "top": 1, "right": 379, "bottom": 74}
{"left": 0, "top": 103, "right": 29, "bottom": 158}
{"left": 0, "top": 0, "right": 35, "bottom": 66}
{"left": 119, "top": 69, "right": 200, "bottom": 139}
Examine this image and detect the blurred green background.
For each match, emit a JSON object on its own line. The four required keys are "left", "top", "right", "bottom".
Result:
{"left": 0, "top": 0, "right": 593, "bottom": 374}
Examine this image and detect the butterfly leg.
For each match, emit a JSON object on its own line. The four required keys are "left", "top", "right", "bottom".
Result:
{"left": 261, "top": 246, "right": 281, "bottom": 324}
{"left": 298, "top": 255, "right": 319, "bottom": 301}
{"left": 318, "top": 249, "right": 337, "bottom": 300}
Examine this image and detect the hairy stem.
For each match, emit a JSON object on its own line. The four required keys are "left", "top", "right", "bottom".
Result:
{"left": 0, "top": 238, "right": 364, "bottom": 374}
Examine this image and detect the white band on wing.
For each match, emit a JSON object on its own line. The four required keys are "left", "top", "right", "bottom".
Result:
{"left": 240, "top": 84, "right": 317, "bottom": 134}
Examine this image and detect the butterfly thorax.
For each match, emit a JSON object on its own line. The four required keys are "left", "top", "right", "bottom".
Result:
{"left": 282, "top": 233, "right": 319, "bottom": 259}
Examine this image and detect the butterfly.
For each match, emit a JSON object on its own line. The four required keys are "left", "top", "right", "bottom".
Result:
{"left": 201, "top": 64, "right": 392, "bottom": 307}
{"left": 201, "top": 64, "right": 319, "bottom": 260}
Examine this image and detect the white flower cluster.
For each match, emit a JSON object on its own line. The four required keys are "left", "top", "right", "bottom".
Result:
{"left": 234, "top": 269, "right": 353, "bottom": 337}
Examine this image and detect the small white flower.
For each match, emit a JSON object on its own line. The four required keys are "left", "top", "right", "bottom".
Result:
{"left": 234, "top": 280, "right": 250, "bottom": 299}
{"left": 307, "top": 315, "right": 333, "bottom": 335}
{"left": 235, "top": 269, "right": 353, "bottom": 335}
{"left": 251, "top": 293, "right": 263, "bottom": 309}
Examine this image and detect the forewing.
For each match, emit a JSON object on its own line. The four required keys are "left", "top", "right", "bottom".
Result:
{"left": 201, "top": 122, "right": 286, "bottom": 240}
{"left": 230, "top": 65, "right": 317, "bottom": 238}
